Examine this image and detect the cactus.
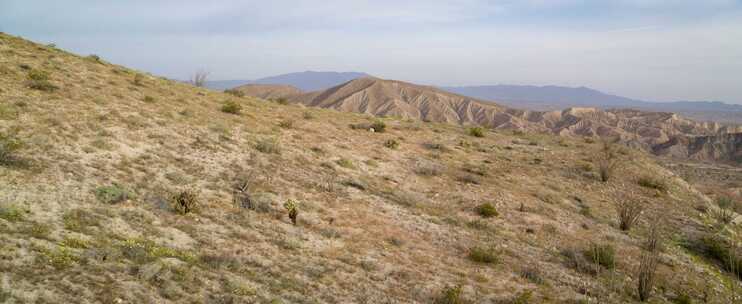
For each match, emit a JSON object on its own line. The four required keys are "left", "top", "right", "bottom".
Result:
{"left": 284, "top": 199, "right": 298, "bottom": 225}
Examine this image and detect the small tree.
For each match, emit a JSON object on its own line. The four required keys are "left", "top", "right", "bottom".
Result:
{"left": 191, "top": 70, "right": 209, "bottom": 87}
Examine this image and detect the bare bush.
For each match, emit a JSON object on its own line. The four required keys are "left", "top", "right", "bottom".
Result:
{"left": 191, "top": 70, "right": 209, "bottom": 87}
{"left": 595, "top": 139, "right": 620, "bottom": 182}
{"left": 615, "top": 196, "right": 644, "bottom": 231}
{"left": 637, "top": 226, "right": 662, "bottom": 301}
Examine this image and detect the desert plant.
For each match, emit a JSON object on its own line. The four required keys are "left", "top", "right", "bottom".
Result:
{"left": 224, "top": 89, "right": 245, "bottom": 97}
{"left": 476, "top": 203, "right": 499, "bottom": 218}
{"left": 95, "top": 185, "right": 128, "bottom": 204}
{"left": 467, "top": 126, "right": 485, "bottom": 138}
{"left": 255, "top": 138, "right": 280, "bottom": 154}
{"left": 595, "top": 140, "right": 619, "bottom": 182}
{"left": 232, "top": 180, "right": 253, "bottom": 210}
{"left": 221, "top": 100, "right": 242, "bottom": 114}
{"left": 384, "top": 139, "right": 400, "bottom": 149}
{"left": 171, "top": 189, "right": 199, "bottom": 214}
{"left": 434, "top": 285, "right": 470, "bottom": 304}
{"left": 697, "top": 235, "right": 742, "bottom": 280}
{"left": 26, "top": 69, "right": 58, "bottom": 92}
{"left": 616, "top": 197, "right": 644, "bottom": 231}
{"left": 0, "top": 205, "right": 24, "bottom": 222}
{"left": 284, "top": 199, "right": 299, "bottom": 225}
{"left": 468, "top": 246, "right": 499, "bottom": 264}
{"left": 278, "top": 119, "right": 294, "bottom": 129}
{"left": 711, "top": 197, "right": 737, "bottom": 225}
{"left": 519, "top": 267, "right": 544, "bottom": 284}
{"left": 637, "top": 176, "right": 668, "bottom": 192}
{"left": 0, "top": 133, "right": 23, "bottom": 166}
{"left": 371, "top": 120, "right": 386, "bottom": 133}
{"left": 637, "top": 238, "right": 661, "bottom": 301}
{"left": 414, "top": 160, "right": 442, "bottom": 176}
{"left": 191, "top": 70, "right": 209, "bottom": 87}
{"left": 584, "top": 243, "right": 615, "bottom": 270}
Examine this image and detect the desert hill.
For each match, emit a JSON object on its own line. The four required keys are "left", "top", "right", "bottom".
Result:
{"left": 266, "top": 77, "right": 741, "bottom": 164}
{"left": 1, "top": 33, "right": 741, "bottom": 303}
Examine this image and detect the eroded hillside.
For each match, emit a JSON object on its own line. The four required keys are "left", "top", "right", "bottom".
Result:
{"left": 1, "top": 33, "right": 741, "bottom": 303}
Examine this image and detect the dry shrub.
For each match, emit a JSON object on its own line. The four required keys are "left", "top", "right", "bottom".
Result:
{"left": 637, "top": 226, "right": 662, "bottom": 301}
{"left": 434, "top": 285, "right": 470, "bottom": 304}
{"left": 191, "top": 70, "right": 208, "bottom": 87}
{"left": 615, "top": 196, "right": 644, "bottom": 231}
{"left": 171, "top": 189, "right": 199, "bottom": 214}
{"left": 595, "top": 139, "right": 620, "bottom": 182}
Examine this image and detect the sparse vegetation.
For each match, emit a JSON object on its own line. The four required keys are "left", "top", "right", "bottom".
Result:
{"left": 255, "top": 137, "right": 281, "bottom": 154}
{"left": 476, "top": 203, "right": 499, "bottom": 218}
{"left": 0, "top": 205, "right": 25, "bottom": 222}
{"left": 284, "top": 199, "right": 299, "bottom": 225}
{"left": 711, "top": 197, "right": 738, "bottom": 225}
{"left": 94, "top": 185, "right": 128, "bottom": 204}
{"left": 584, "top": 243, "right": 615, "bottom": 270}
{"left": 26, "top": 69, "right": 58, "bottom": 91}
{"left": 221, "top": 100, "right": 243, "bottom": 114}
{"left": 638, "top": 176, "right": 668, "bottom": 192}
{"left": 384, "top": 139, "right": 400, "bottom": 149}
{"left": 615, "top": 196, "right": 644, "bottom": 231}
{"left": 170, "top": 189, "right": 199, "bottom": 214}
{"left": 467, "top": 126, "right": 485, "bottom": 138}
{"left": 695, "top": 234, "right": 742, "bottom": 280}
{"left": 434, "top": 285, "right": 470, "bottom": 304}
{"left": 468, "top": 246, "right": 499, "bottom": 264}
{"left": 595, "top": 139, "right": 619, "bottom": 182}
{"left": 224, "top": 88, "right": 245, "bottom": 97}
{"left": 278, "top": 119, "right": 294, "bottom": 129}
{"left": 0, "top": 133, "right": 23, "bottom": 166}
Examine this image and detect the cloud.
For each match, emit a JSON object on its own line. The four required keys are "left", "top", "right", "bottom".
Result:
{"left": 1, "top": 1, "right": 740, "bottom": 103}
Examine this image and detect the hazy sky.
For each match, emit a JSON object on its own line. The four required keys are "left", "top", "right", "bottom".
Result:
{"left": 2, "top": 1, "right": 741, "bottom": 103}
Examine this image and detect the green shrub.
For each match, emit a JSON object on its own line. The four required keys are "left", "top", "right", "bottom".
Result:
{"left": 26, "top": 70, "right": 58, "bottom": 92}
{"left": 434, "top": 285, "right": 470, "bottom": 304}
{"left": 0, "top": 205, "right": 25, "bottom": 222}
{"left": 371, "top": 120, "right": 387, "bottom": 133}
{"left": 584, "top": 243, "right": 615, "bottom": 270}
{"left": 40, "top": 246, "right": 79, "bottom": 269}
{"left": 384, "top": 139, "right": 400, "bottom": 149}
{"left": 95, "top": 185, "right": 128, "bottom": 204}
{"left": 476, "top": 203, "right": 498, "bottom": 218}
{"left": 278, "top": 119, "right": 294, "bottom": 129}
{"left": 467, "top": 127, "right": 485, "bottom": 138}
{"left": 637, "top": 176, "right": 667, "bottom": 192}
{"left": 143, "top": 96, "right": 156, "bottom": 103}
{"left": 255, "top": 138, "right": 281, "bottom": 154}
{"left": 336, "top": 158, "right": 355, "bottom": 169}
{"left": 0, "top": 133, "right": 23, "bottom": 166}
{"left": 468, "top": 246, "right": 499, "bottom": 264}
{"left": 224, "top": 89, "right": 245, "bottom": 97}
{"left": 698, "top": 235, "right": 742, "bottom": 280}
{"left": 221, "top": 100, "right": 242, "bottom": 114}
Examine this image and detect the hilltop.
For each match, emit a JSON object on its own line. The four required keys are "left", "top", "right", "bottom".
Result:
{"left": 1, "top": 33, "right": 741, "bottom": 304}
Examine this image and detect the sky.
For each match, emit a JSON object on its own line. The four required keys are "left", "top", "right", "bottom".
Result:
{"left": 2, "top": 0, "right": 741, "bottom": 103}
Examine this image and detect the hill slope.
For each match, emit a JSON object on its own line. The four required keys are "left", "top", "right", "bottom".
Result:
{"left": 1, "top": 33, "right": 741, "bottom": 303}
{"left": 232, "top": 84, "right": 303, "bottom": 100}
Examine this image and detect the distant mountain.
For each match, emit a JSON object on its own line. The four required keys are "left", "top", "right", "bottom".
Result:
{"left": 442, "top": 85, "right": 742, "bottom": 124}
{"left": 280, "top": 77, "right": 742, "bottom": 163}
{"left": 206, "top": 71, "right": 370, "bottom": 92}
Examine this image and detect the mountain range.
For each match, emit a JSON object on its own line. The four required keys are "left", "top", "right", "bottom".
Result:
{"left": 206, "top": 71, "right": 369, "bottom": 91}
{"left": 235, "top": 77, "right": 742, "bottom": 164}
{"left": 216, "top": 71, "right": 742, "bottom": 124}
